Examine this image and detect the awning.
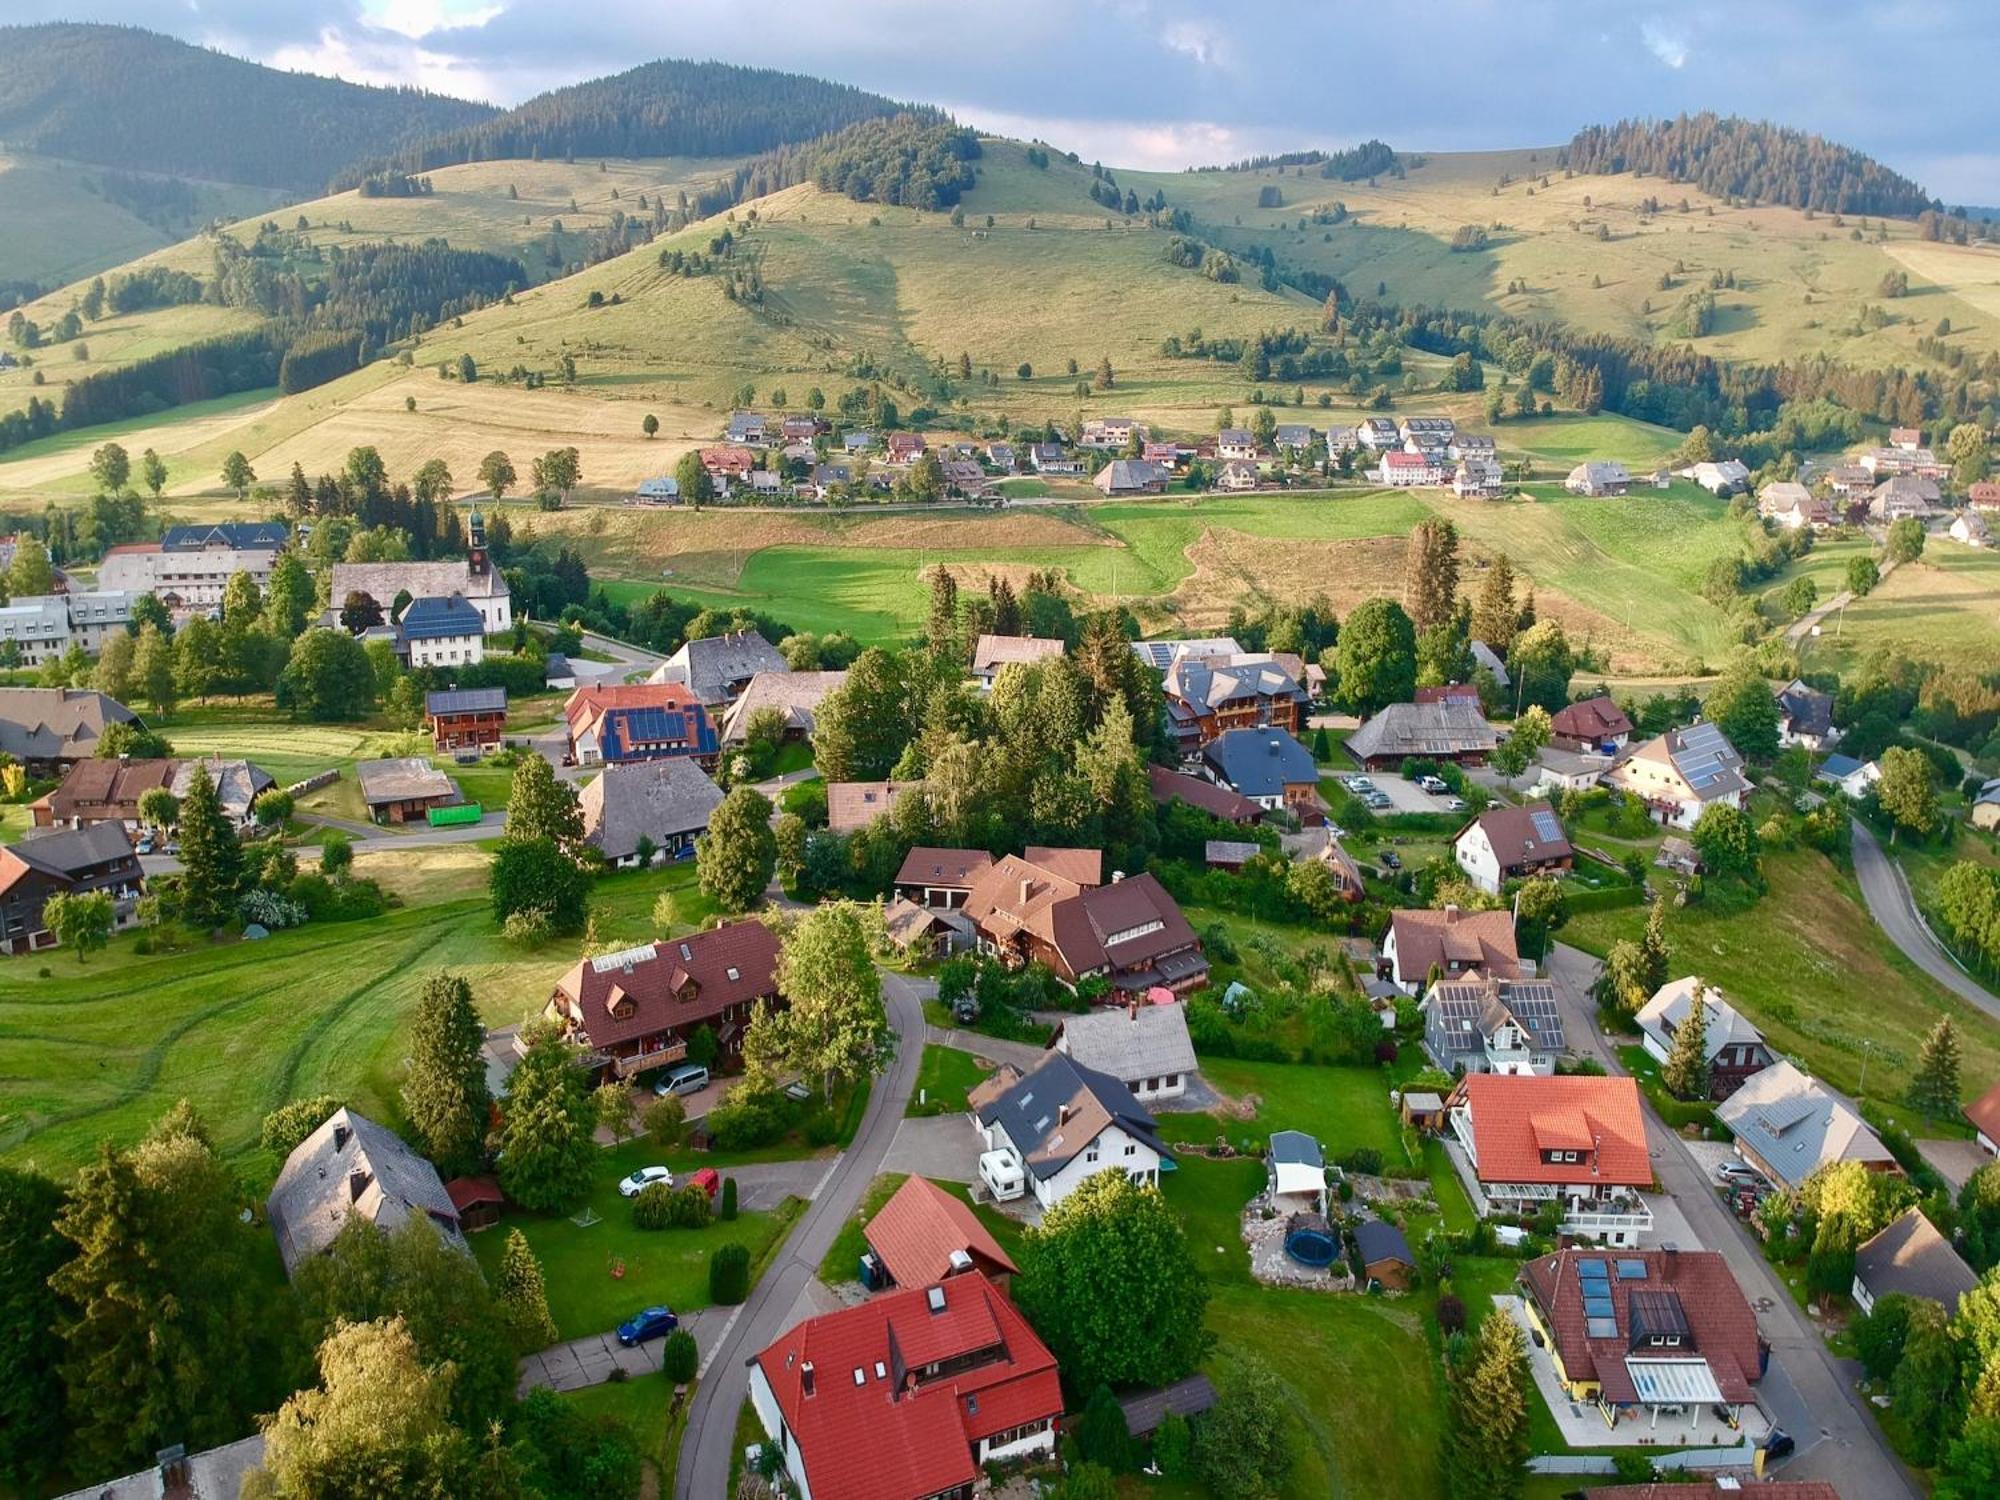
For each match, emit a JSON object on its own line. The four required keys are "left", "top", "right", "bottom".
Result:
{"left": 1271, "top": 1162, "right": 1325, "bottom": 1198}
{"left": 1625, "top": 1358, "right": 1725, "bottom": 1406}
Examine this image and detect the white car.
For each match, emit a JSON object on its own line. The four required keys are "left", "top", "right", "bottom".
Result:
{"left": 617, "top": 1166, "right": 675, "bottom": 1198}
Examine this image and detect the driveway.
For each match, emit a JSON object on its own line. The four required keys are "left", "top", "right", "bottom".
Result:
{"left": 672, "top": 969, "right": 929, "bottom": 1500}
{"left": 1851, "top": 819, "right": 1999, "bottom": 1021}
{"left": 1544, "top": 945, "right": 1922, "bottom": 1498}
{"left": 1326, "top": 770, "right": 1463, "bottom": 816}
{"left": 518, "top": 1305, "right": 724, "bottom": 1395}
{"left": 882, "top": 1114, "right": 983, "bottom": 1184}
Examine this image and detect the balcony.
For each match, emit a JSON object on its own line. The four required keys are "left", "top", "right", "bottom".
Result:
{"left": 611, "top": 1039, "right": 688, "bottom": 1078}
{"left": 1562, "top": 1196, "right": 1654, "bottom": 1240}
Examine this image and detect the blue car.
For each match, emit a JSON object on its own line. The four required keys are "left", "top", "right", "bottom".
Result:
{"left": 616, "top": 1305, "right": 678, "bottom": 1347}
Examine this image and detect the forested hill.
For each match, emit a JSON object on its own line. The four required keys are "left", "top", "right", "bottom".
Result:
{"left": 1561, "top": 113, "right": 1935, "bottom": 217}
{"left": 0, "top": 23, "right": 495, "bottom": 193}
{"left": 335, "top": 58, "right": 931, "bottom": 187}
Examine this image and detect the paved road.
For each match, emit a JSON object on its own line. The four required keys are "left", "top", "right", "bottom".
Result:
{"left": 1851, "top": 818, "right": 2000, "bottom": 1021}
{"left": 1785, "top": 557, "right": 1898, "bottom": 647}
{"left": 672, "top": 970, "right": 931, "bottom": 1500}
{"left": 297, "top": 809, "right": 508, "bottom": 846}
{"left": 1545, "top": 945, "right": 1922, "bottom": 1499}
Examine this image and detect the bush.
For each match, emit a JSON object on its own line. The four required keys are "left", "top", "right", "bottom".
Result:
{"left": 1152, "top": 1411, "right": 1193, "bottom": 1479}
{"left": 709, "top": 1242, "right": 751, "bottom": 1304}
{"left": 260, "top": 1093, "right": 342, "bottom": 1156}
{"left": 501, "top": 906, "right": 556, "bottom": 946}
{"left": 631, "top": 1182, "right": 676, "bottom": 1230}
{"left": 707, "top": 1084, "right": 793, "bottom": 1151}
{"left": 720, "top": 1176, "right": 738, "bottom": 1220}
{"left": 666, "top": 1183, "right": 713, "bottom": 1229}
{"left": 1437, "top": 1293, "right": 1466, "bottom": 1333}
{"left": 642, "top": 1093, "right": 686, "bottom": 1147}
{"left": 1074, "top": 1384, "right": 1136, "bottom": 1471}
{"left": 661, "top": 1328, "right": 698, "bottom": 1383}
{"left": 1338, "top": 1147, "right": 1384, "bottom": 1175}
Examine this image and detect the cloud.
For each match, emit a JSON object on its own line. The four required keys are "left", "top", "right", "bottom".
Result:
{"left": 358, "top": 0, "right": 505, "bottom": 40}
{"left": 1640, "top": 18, "right": 1690, "bottom": 69}
{"left": 1159, "top": 20, "right": 1228, "bottom": 69}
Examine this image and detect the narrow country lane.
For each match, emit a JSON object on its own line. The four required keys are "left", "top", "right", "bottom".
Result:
{"left": 1850, "top": 819, "right": 2000, "bottom": 1021}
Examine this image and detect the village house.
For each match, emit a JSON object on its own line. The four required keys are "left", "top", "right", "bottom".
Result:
{"left": 780, "top": 414, "right": 821, "bottom": 444}
{"left": 861, "top": 1174, "right": 1018, "bottom": 1291}
{"left": 804, "top": 463, "right": 852, "bottom": 499}
{"left": 747, "top": 1272, "right": 1062, "bottom": 1500}
{"left": 632, "top": 475, "right": 680, "bottom": 505}
{"left": 1715, "top": 1060, "right": 1898, "bottom": 1191}
{"left": 719, "top": 670, "right": 847, "bottom": 745}
{"left": 1815, "top": 752, "right": 1881, "bottom": 800}
{"left": 1029, "top": 442, "right": 1082, "bottom": 476}
{"left": 1968, "top": 480, "right": 2000, "bottom": 512}
{"left": 725, "top": 410, "right": 769, "bottom": 445}
{"left": 547, "top": 920, "right": 782, "bottom": 1083}
{"left": 983, "top": 440, "right": 1015, "bottom": 471}
{"left": 332, "top": 511, "right": 510, "bottom": 633}
{"left": 424, "top": 687, "right": 507, "bottom": 753}
{"left": 1161, "top": 651, "right": 1307, "bottom": 753}
{"left": 1453, "top": 458, "right": 1506, "bottom": 498}
{"left": 1051, "top": 998, "right": 1199, "bottom": 1103}
{"left": 565, "top": 682, "right": 705, "bottom": 765}
{"left": 0, "top": 687, "right": 139, "bottom": 773}
{"left": 1215, "top": 458, "right": 1260, "bottom": 491}
{"left": 98, "top": 520, "right": 289, "bottom": 613}
{"left": 1776, "top": 679, "right": 1838, "bottom": 751}
{"left": 1356, "top": 416, "right": 1401, "bottom": 450}
{"left": 1869, "top": 473, "right": 1942, "bottom": 521}
{"left": 1216, "top": 427, "right": 1258, "bottom": 460}
{"left": 267, "top": 1108, "right": 465, "bottom": 1277}
{"left": 1565, "top": 461, "right": 1631, "bottom": 497}
{"left": 649, "top": 629, "right": 790, "bottom": 706}
{"left": 1517, "top": 1248, "right": 1763, "bottom": 1431}
{"left": 1757, "top": 481, "right": 1835, "bottom": 530}
{"left": 0, "top": 823, "right": 145, "bottom": 954}
{"left": 578, "top": 758, "right": 724, "bottom": 867}
{"left": 1200, "top": 727, "right": 1324, "bottom": 824}
{"left": 1080, "top": 416, "right": 1141, "bottom": 449}
{"left": 1092, "top": 457, "right": 1169, "bottom": 496}
{"left": 355, "top": 758, "right": 458, "bottom": 824}
{"left": 1550, "top": 696, "right": 1634, "bottom": 754}
{"left": 746, "top": 469, "right": 785, "bottom": 498}
{"left": 1535, "top": 746, "right": 1613, "bottom": 793}
{"left": 1450, "top": 1073, "right": 1654, "bottom": 1246}
{"left": 1825, "top": 462, "right": 1874, "bottom": 501}
{"left": 1400, "top": 415, "right": 1456, "bottom": 449}
{"left": 1683, "top": 459, "right": 1750, "bottom": 496}
{"left": 1382, "top": 904, "right": 1521, "bottom": 992}
{"left": 1453, "top": 804, "right": 1574, "bottom": 894}
{"left": 1325, "top": 424, "right": 1361, "bottom": 454}
{"left": 54, "top": 1436, "right": 268, "bottom": 1500}
{"left": 1950, "top": 511, "right": 1992, "bottom": 547}
{"left": 1860, "top": 444, "right": 1949, "bottom": 481}
{"left": 1146, "top": 764, "right": 1263, "bottom": 825}
{"left": 1974, "top": 779, "right": 2000, "bottom": 835}
{"left": 399, "top": 594, "right": 487, "bottom": 668}
{"left": 1606, "top": 722, "right": 1747, "bottom": 829}
{"left": 699, "top": 445, "right": 758, "bottom": 481}
{"left": 1378, "top": 450, "right": 1444, "bottom": 487}
{"left": 1141, "top": 440, "right": 1186, "bottom": 470}
{"left": 1448, "top": 432, "right": 1497, "bottom": 462}
{"left": 1423, "top": 975, "right": 1566, "bottom": 1076}
{"left": 0, "top": 589, "right": 140, "bottom": 665}
{"left": 827, "top": 779, "right": 921, "bottom": 834}
{"left": 964, "top": 854, "right": 1207, "bottom": 997}
{"left": 894, "top": 847, "right": 995, "bottom": 909}
{"left": 938, "top": 459, "right": 991, "bottom": 497}
{"left": 970, "top": 633, "right": 1066, "bottom": 690}
{"left": 1345, "top": 698, "right": 1498, "bottom": 769}
{"left": 1635, "top": 979, "right": 1776, "bottom": 1100}
{"left": 595, "top": 697, "right": 720, "bottom": 769}
{"left": 1274, "top": 423, "right": 1316, "bottom": 451}
{"left": 844, "top": 430, "right": 877, "bottom": 454}
{"left": 1967, "top": 1077, "right": 2000, "bottom": 1155}
{"left": 884, "top": 432, "right": 927, "bottom": 466}
{"left": 1852, "top": 1209, "right": 1977, "bottom": 1318}
{"left": 34, "top": 755, "right": 272, "bottom": 832}
{"left": 971, "top": 1049, "right": 1172, "bottom": 1210}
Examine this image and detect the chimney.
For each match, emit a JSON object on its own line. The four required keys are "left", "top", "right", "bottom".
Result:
{"left": 348, "top": 1167, "right": 371, "bottom": 1203}
{"left": 801, "top": 1361, "right": 815, "bottom": 1396}
{"left": 332, "top": 1122, "right": 350, "bottom": 1153}
{"left": 1111, "top": 870, "right": 1124, "bottom": 883}
{"left": 1443, "top": 903, "right": 1460, "bottom": 919}
{"left": 1128, "top": 999, "right": 1139, "bottom": 1022}
{"left": 1058, "top": 1103, "right": 1072, "bottom": 1127}
{"left": 156, "top": 1444, "right": 191, "bottom": 1500}
{"left": 1019, "top": 878, "right": 1034, "bottom": 905}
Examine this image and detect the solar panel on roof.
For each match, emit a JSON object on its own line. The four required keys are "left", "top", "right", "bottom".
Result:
{"left": 1577, "top": 1258, "right": 1609, "bottom": 1277}
{"left": 1529, "top": 809, "right": 1563, "bottom": 843}
{"left": 1583, "top": 1295, "right": 1615, "bottom": 1319}
{"left": 1586, "top": 1316, "right": 1619, "bottom": 1339}
{"left": 1616, "top": 1259, "right": 1648, "bottom": 1280}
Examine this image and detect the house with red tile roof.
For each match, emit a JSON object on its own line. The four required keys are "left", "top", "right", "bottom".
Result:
{"left": 1551, "top": 697, "right": 1634, "bottom": 753}
{"left": 862, "top": 1175, "right": 1018, "bottom": 1289}
{"left": 1382, "top": 904, "right": 1520, "bottom": 992}
{"left": 748, "top": 1273, "right": 1062, "bottom": 1500}
{"left": 563, "top": 682, "right": 706, "bottom": 765}
{"left": 544, "top": 921, "right": 781, "bottom": 1084}
{"left": 1967, "top": 1077, "right": 2000, "bottom": 1157}
{"left": 1518, "top": 1247, "right": 1764, "bottom": 1431}
{"left": 964, "top": 854, "right": 1206, "bottom": 998}
{"left": 1449, "top": 1073, "right": 1653, "bottom": 1246}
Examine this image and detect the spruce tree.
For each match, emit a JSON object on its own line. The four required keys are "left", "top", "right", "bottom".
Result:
{"left": 1472, "top": 552, "right": 1519, "bottom": 652}
{"left": 1660, "top": 985, "right": 1712, "bottom": 1100}
{"left": 1403, "top": 518, "right": 1461, "bottom": 636}
{"left": 496, "top": 1028, "right": 597, "bottom": 1214}
{"left": 925, "top": 566, "right": 959, "bottom": 660}
{"left": 495, "top": 1228, "right": 559, "bottom": 1352}
{"left": 1909, "top": 1017, "right": 1962, "bottom": 1117}
{"left": 1638, "top": 897, "right": 1672, "bottom": 993}
{"left": 401, "top": 972, "right": 492, "bottom": 1176}
{"left": 1446, "top": 1312, "right": 1529, "bottom": 1500}
{"left": 175, "top": 761, "right": 242, "bottom": 930}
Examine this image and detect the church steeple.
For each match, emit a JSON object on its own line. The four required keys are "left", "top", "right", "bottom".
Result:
{"left": 468, "top": 507, "right": 488, "bottom": 576}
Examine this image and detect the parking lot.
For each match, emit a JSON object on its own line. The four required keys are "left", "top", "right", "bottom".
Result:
{"left": 1326, "top": 770, "right": 1469, "bottom": 818}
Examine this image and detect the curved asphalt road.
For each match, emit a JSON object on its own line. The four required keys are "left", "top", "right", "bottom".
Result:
{"left": 672, "top": 970, "right": 931, "bottom": 1500}
{"left": 1851, "top": 819, "right": 2000, "bottom": 1021}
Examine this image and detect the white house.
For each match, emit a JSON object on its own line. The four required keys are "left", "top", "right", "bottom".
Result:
{"left": 1449, "top": 1073, "right": 1654, "bottom": 1247}
{"left": 1606, "top": 722, "right": 1747, "bottom": 829}
{"left": 969, "top": 1051, "right": 1169, "bottom": 1211}
{"left": 1453, "top": 804, "right": 1574, "bottom": 895}
{"left": 1378, "top": 451, "right": 1443, "bottom": 487}
{"left": 633, "top": 476, "right": 680, "bottom": 504}
{"left": 1052, "top": 1000, "right": 1198, "bottom": 1103}
{"left": 1216, "top": 428, "right": 1258, "bottom": 460}
{"left": 1814, "top": 753, "right": 1881, "bottom": 800}
{"left": 399, "top": 595, "right": 487, "bottom": 669}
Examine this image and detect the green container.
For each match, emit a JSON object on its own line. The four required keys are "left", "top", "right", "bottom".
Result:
{"left": 426, "top": 802, "right": 483, "bottom": 827}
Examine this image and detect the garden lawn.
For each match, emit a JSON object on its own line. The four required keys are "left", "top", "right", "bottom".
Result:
{"left": 907, "top": 1044, "right": 988, "bottom": 1117}
{"left": 1158, "top": 1056, "right": 1408, "bottom": 1164}
{"left": 475, "top": 1172, "right": 803, "bottom": 1343}
{"left": 817, "top": 1171, "right": 907, "bottom": 1281}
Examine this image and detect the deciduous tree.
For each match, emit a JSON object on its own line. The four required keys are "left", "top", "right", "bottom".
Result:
{"left": 1193, "top": 1358, "right": 1292, "bottom": 1499}
{"left": 0, "top": 1166, "right": 67, "bottom": 1492}
{"left": 477, "top": 449, "right": 517, "bottom": 500}
{"left": 747, "top": 902, "right": 893, "bottom": 1100}
{"left": 89, "top": 441, "right": 130, "bottom": 494}
{"left": 1508, "top": 619, "right": 1575, "bottom": 713}
{"left": 1691, "top": 803, "right": 1760, "bottom": 883}
{"left": 276, "top": 628, "right": 376, "bottom": 721}
{"left": 674, "top": 450, "right": 715, "bottom": 509}
{"left": 489, "top": 836, "right": 592, "bottom": 933}
{"left": 41, "top": 889, "right": 114, "bottom": 960}
{"left": 697, "top": 786, "right": 777, "bottom": 913}
{"left": 1876, "top": 745, "right": 1939, "bottom": 842}
{"left": 133, "top": 621, "right": 177, "bottom": 716}
{"left": 1334, "top": 597, "right": 1417, "bottom": 714}
{"left": 220, "top": 451, "right": 255, "bottom": 498}
{"left": 507, "top": 754, "right": 584, "bottom": 849}
{"left": 1706, "top": 661, "right": 1781, "bottom": 761}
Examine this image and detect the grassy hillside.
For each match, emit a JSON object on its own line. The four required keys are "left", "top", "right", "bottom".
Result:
{"left": 1120, "top": 147, "right": 2000, "bottom": 372}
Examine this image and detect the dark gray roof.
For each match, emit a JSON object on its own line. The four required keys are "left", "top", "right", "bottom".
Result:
{"left": 1269, "top": 1129, "right": 1323, "bottom": 1167}
{"left": 1202, "top": 728, "right": 1317, "bottom": 798}
{"left": 265, "top": 1108, "right": 463, "bottom": 1275}
{"left": 1855, "top": 1209, "right": 1979, "bottom": 1315}
{"left": 1353, "top": 1219, "right": 1414, "bottom": 1267}
{"left": 652, "top": 630, "right": 789, "bottom": 704}
{"left": 1715, "top": 1060, "right": 1896, "bottom": 1189}
{"left": 162, "top": 520, "right": 288, "bottom": 551}
{"left": 579, "top": 758, "right": 724, "bottom": 860}
{"left": 1346, "top": 700, "right": 1498, "bottom": 761}
{"left": 1425, "top": 977, "right": 1565, "bottom": 1059}
{"left": 4, "top": 821, "right": 136, "bottom": 877}
{"left": 0, "top": 687, "right": 137, "bottom": 761}
{"left": 975, "top": 1051, "right": 1168, "bottom": 1181}
{"left": 425, "top": 686, "right": 507, "bottom": 716}
{"left": 400, "top": 594, "right": 485, "bottom": 640}
{"left": 1118, "top": 1375, "right": 1217, "bottom": 1438}
{"left": 1777, "top": 680, "right": 1834, "bottom": 739}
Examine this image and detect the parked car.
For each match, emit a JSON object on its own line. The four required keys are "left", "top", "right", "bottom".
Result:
{"left": 1344, "top": 775, "right": 1375, "bottom": 793}
{"left": 135, "top": 834, "right": 155, "bottom": 854}
{"left": 652, "top": 1063, "right": 710, "bottom": 1097}
{"left": 1443, "top": 796, "right": 1468, "bottom": 813}
{"left": 616, "top": 1305, "right": 679, "bottom": 1347}
{"left": 1416, "top": 775, "right": 1448, "bottom": 794}
{"left": 1715, "top": 1161, "right": 1766, "bottom": 1187}
{"left": 1380, "top": 851, "right": 1402, "bottom": 870}
{"left": 1366, "top": 792, "right": 1393, "bottom": 810}
{"left": 1761, "top": 1429, "right": 1794, "bottom": 1462}
{"left": 686, "top": 1167, "right": 721, "bottom": 1201}
{"left": 617, "top": 1166, "right": 675, "bottom": 1198}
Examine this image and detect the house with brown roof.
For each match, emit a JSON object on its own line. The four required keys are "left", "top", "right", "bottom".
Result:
{"left": 826, "top": 779, "right": 920, "bottom": 834}
{"left": 894, "top": 847, "right": 995, "bottom": 909}
{"left": 861, "top": 1174, "right": 1018, "bottom": 1290}
{"left": 1450, "top": 1074, "right": 1653, "bottom": 1245}
{"left": 964, "top": 855, "right": 1206, "bottom": 998}
{"left": 1453, "top": 805, "right": 1573, "bottom": 894}
{"left": 1852, "top": 1208, "right": 1977, "bottom": 1317}
{"left": 355, "top": 758, "right": 457, "bottom": 824}
{"left": 969, "top": 634, "right": 1066, "bottom": 690}
{"left": 1382, "top": 904, "right": 1520, "bottom": 992}
{"left": 1966, "top": 1076, "right": 2000, "bottom": 1156}
{"left": 1607, "top": 722, "right": 1747, "bottom": 830}
{"left": 1550, "top": 697, "right": 1634, "bottom": 753}
{"left": 0, "top": 823, "right": 145, "bottom": 954}
{"left": 1147, "top": 764, "right": 1262, "bottom": 825}
{"left": 1580, "top": 1484, "right": 1838, "bottom": 1500}
{"left": 747, "top": 1272, "right": 1061, "bottom": 1500}
{"left": 0, "top": 687, "right": 139, "bottom": 773}
{"left": 35, "top": 755, "right": 275, "bottom": 832}
{"left": 544, "top": 921, "right": 782, "bottom": 1083}
{"left": 1518, "top": 1247, "right": 1763, "bottom": 1428}
{"left": 1345, "top": 699, "right": 1498, "bottom": 769}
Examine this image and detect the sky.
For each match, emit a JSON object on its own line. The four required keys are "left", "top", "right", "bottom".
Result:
{"left": 23, "top": 0, "right": 2000, "bottom": 203}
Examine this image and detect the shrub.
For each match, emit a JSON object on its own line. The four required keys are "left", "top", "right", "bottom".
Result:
{"left": 1152, "top": 1411, "right": 1193, "bottom": 1478}
{"left": 662, "top": 1328, "right": 699, "bottom": 1383}
{"left": 642, "top": 1093, "right": 686, "bottom": 1147}
{"left": 707, "top": 1084, "right": 792, "bottom": 1151}
{"left": 709, "top": 1242, "right": 751, "bottom": 1304}
{"left": 631, "top": 1182, "right": 675, "bottom": 1230}
{"left": 1437, "top": 1293, "right": 1466, "bottom": 1334}
{"left": 260, "top": 1093, "right": 343, "bottom": 1156}
{"left": 501, "top": 906, "right": 555, "bottom": 946}
{"left": 1373, "top": 1038, "right": 1398, "bottom": 1064}
{"left": 1338, "top": 1147, "right": 1384, "bottom": 1175}
{"left": 666, "top": 1183, "right": 713, "bottom": 1229}
{"left": 1074, "top": 1384, "right": 1136, "bottom": 1471}
{"left": 720, "top": 1176, "right": 738, "bottom": 1220}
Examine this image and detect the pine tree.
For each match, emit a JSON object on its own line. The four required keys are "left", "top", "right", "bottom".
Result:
{"left": 495, "top": 1228, "right": 559, "bottom": 1352}
{"left": 925, "top": 566, "right": 959, "bottom": 660}
{"left": 176, "top": 762, "right": 242, "bottom": 930}
{"left": 1909, "top": 1017, "right": 1962, "bottom": 1117}
{"left": 1472, "top": 552, "right": 1519, "bottom": 653}
{"left": 1639, "top": 897, "right": 1672, "bottom": 994}
{"left": 401, "top": 972, "right": 491, "bottom": 1176}
{"left": 1660, "top": 984, "right": 1712, "bottom": 1100}
{"left": 1445, "top": 1312, "right": 1530, "bottom": 1500}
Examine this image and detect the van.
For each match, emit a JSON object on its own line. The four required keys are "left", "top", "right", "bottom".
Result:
{"left": 654, "top": 1063, "right": 710, "bottom": 1097}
